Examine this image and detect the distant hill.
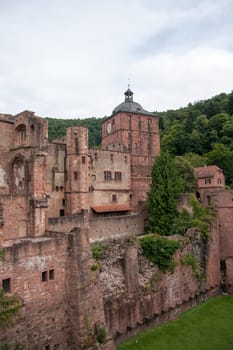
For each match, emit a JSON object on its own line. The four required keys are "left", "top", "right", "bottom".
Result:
{"left": 157, "top": 91, "right": 233, "bottom": 155}
{"left": 46, "top": 116, "right": 105, "bottom": 147}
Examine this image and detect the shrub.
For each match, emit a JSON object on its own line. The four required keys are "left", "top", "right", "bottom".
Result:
{"left": 140, "top": 235, "right": 180, "bottom": 272}
{"left": 181, "top": 253, "right": 200, "bottom": 277}
{"left": 91, "top": 263, "right": 100, "bottom": 271}
{"left": 95, "top": 323, "right": 106, "bottom": 344}
{"left": 91, "top": 243, "right": 107, "bottom": 260}
{"left": 0, "top": 289, "right": 22, "bottom": 327}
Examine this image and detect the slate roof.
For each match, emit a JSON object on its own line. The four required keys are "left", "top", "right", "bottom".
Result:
{"left": 111, "top": 88, "right": 155, "bottom": 117}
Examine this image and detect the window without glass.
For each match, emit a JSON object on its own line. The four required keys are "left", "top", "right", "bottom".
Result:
{"left": 42, "top": 271, "right": 47, "bottom": 282}
{"left": 49, "top": 269, "right": 54, "bottom": 280}
{"left": 2, "top": 278, "right": 11, "bottom": 293}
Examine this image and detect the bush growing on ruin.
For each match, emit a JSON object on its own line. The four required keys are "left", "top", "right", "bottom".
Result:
{"left": 91, "top": 243, "right": 108, "bottom": 260}
{"left": 140, "top": 235, "right": 180, "bottom": 272}
{"left": 0, "top": 289, "right": 22, "bottom": 327}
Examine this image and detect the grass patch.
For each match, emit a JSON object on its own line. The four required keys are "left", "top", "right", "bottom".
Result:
{"left": 117, "top": 296, "right": 233, "bottom": 350}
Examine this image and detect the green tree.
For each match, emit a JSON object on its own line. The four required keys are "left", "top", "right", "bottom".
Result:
{"left": 183, "top": 153, "right": 207, "bottom": 168}
{"left": 175, "top": 156, "right": 197, "bottom": 192}
{"left": 147, "top": 152, "right": 183, "bottom": 235}
{"left": 161, "top": 123, "right": 186, "bottom": 155}
{"left": 228, "top": 91, "right": 233, "bottom": 116}
{"left": 207, "top": 143, "right": 233, "bottom": 186}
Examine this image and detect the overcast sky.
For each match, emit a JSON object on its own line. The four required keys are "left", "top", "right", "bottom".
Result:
{"left": 0, "top": 0, "right": 233, "bottom": 119}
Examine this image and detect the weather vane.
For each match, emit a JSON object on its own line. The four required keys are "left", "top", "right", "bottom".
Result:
{"left": 128, "top": 77, "right": 130, "bottom": 89}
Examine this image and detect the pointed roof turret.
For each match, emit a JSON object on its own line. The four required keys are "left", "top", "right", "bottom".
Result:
{"left": 111, "top": 87, "right": 155, "bottom": 116}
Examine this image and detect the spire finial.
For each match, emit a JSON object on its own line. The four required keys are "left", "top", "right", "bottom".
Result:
{"left": 124, "top": 81, "right": 134, "bottom": 102}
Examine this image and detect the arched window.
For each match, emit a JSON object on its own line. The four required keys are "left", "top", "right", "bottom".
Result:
{"left": 15, "top": 124, "right": 26, "bottom": 146}
{"left": 12, "top": 156, "right": 26, "bottom": 194}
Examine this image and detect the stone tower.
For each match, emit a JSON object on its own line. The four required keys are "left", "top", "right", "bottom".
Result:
{"left": 65, "top": 127, "right": 89, "bottom": 214}
{"left": 101, "top": 88, "right": 160, "bottom": 209}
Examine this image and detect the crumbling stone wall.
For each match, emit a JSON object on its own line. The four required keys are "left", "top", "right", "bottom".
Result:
{"left": 93, "top": 228, "right": 221, "bottom": 343}
{"left": 0, "top": 229, "right": 116, "bottom": 350}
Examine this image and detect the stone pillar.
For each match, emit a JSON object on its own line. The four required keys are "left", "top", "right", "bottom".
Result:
{"left": 226, "top": 258, "right": 233, "bottom": 294}
{"left": 66, "top": 227, "right": 115, "bottom": 350}
{"left": 65, "top": 127, "right": 89, "bottom": 214}
{"left": 124, "top": 245, "right": 139, "bottom": 293}
{"left": 0, "top": 200, "right": 3, "bottom": 246}
{"left": 30, "top": 152, "right": 48, "bottom": 237}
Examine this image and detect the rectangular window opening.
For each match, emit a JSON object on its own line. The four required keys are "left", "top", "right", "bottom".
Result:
{"left": 2, "top": 278, "right": 11, "bottom": 293}
{"left": 82, "top": 156, "right": 86, "bottom": 164}
{"left": 75, "top": 137, "right": 79, "bottom": 155}
{"left": 74, "top": 171, "right": 78, "bottom": 180}
{"left": 115, "top": 172, "right": 122, "bottom": 182}
{"left": 60, "top": 209, "right": 65, "bottom": 217}
{"left": 104, "top": 171, "right": 112, "bottom": 181}
{"left": 205, "top": 178, "right": 212, "bottom": 184}
{"left": 49, "top": 269, "right": 55, "bottom": 280}
{"left": 42, "top": 271, "right": 47, "bottom": 282}
{"left": 112, "top": 194, "right": 117, "bottom": 203}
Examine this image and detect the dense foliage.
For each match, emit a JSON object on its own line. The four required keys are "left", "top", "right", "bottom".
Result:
{"left": 146, "top": 151, "right": 214, "bottom": 237}
{"left": 0, "top": 289, "right": 21, "bottom": 327}
{"left": 158, "top": 90, "right": 233, "bottom": 186}
{"left": 146, "top": 152, "right": 183, "bottom": 235}
{"left": 140, "top": 235, "right": 180, "bottom": 272}
{"left": 46, "top": 116, "right": 104, "bottom": 147}
{"left": 146, "top": 152, "right": 198, "bottom": 235}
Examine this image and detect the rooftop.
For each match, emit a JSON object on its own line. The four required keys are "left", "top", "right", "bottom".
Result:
{"left": 111, "top": 87, "right": 155, "bottom": 117}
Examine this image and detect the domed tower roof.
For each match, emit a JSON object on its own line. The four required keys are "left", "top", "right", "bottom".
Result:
{"left": 111, "top": 87, "right": 155, "bottom": 116}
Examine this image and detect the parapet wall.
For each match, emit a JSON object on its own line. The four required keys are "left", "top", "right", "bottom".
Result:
{"left": 89, "top": 212, "right": 145, "bottom": 241}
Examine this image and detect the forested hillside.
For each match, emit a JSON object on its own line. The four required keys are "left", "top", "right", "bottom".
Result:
{"left": 158, "top": 90, "right": 233, "bottom": 186}
{"left": 46, "top": 90, "right": 233, "bottom": 185}
{"left": 46, "top": 117, "right": 104, "bottom": 147}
